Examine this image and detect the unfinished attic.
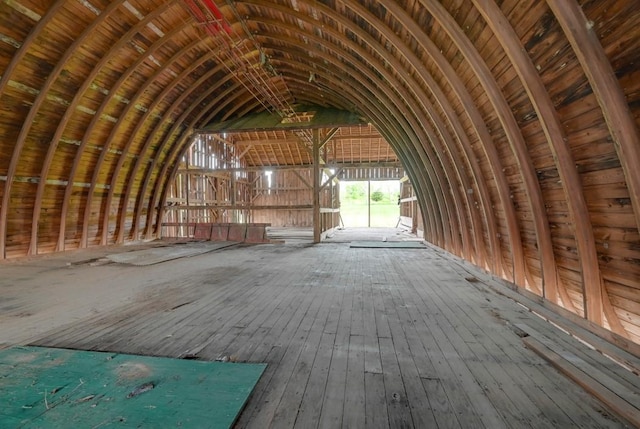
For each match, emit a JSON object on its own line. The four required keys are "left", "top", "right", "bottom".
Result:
{"left": 1, "top": 0, "right": 640, "bottom": 427}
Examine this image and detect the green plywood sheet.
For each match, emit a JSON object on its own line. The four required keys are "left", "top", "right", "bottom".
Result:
{"left": 349, "top": 241, "right": 426, "bottom": 249}
{"left": 0, "top": 346, "right": 266, "bottom": 428}
{"left": 203, "top": 105, "right": 366, "bottom": 132}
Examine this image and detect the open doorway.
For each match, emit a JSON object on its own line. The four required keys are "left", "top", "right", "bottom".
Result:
{"left": 339, "top": 180, "right": 400, "bottom": 227}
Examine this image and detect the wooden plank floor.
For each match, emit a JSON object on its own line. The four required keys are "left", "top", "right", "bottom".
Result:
{"left": 1, "top": 234, "right": 632, "bottom": 428}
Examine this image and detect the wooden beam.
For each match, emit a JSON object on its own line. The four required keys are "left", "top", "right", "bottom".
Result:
{"left": 0, "top": 0, "right": 74, "bottom": 258}
{"left": 320, "top": 168, "right": 343, "bottom": 191}
{"left": 313, "top": 128, "right": 321, "bottom": 243}
{"left": 164, "top": 204, "right": 313, "bottom": 211}
{"left": 292, "top": 169, "right": 312, "bottom": 189}
{"left": 71, "top": 38, "right": 205, "bottom": 249}
{"left": 150, "top": 86, "right": 261, "bottom": 238}
{"left": 119, "top": 71, "right": 236, "bottom": 243}
{"left": 247, "top": 12, "right": 445, "bottom": 249}
{"left": 82, "top": 45, "right": 222, "bottom": 246}
{"left": 546, "top": 0, "right": 640, "bottom": 239}
{"left": 123, "top": 62, "right": 237, "bottom": 243}
{"left": 238, "top": 145, "right": 253, "bottom": 159}
{"left": 275, "top": 46, "right": 446, "bottom": 248}
{"left": 206, "top": 129, "right": 379, "bottom": 146}
{"left": 26, "top": 0, "right": 125, "bottom": 255}
{"left": 320, "top": 208, "right": 340, "bottom": 213}
{"left": 350, "top": 2, "right": 504, "bottom": 277}
{"left": 319, "top": 127, "right": 339, "bottom": 149}
{"left": 253, "top": 35, "right": 450, "bottom": 253}
{"left": 177, "top": 161, "right": 402, "bottom": 174}
{"left": 470, "top": 0, "right": 580, "bottom": 311}
{"left": 151, "top": 86, "right": 278, "bottom": 237}
{"left": 523, "top": 336, "right": 640, "bottom": 427}
{"left": 419, "top": 0, "right": 556, "bottom": 287}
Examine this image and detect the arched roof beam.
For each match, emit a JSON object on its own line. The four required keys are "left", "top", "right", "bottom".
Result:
{"left": 470, "top": 0, "right": 584, "bottom": 320}
{"left": 547, "top": 0, "right": 640, "bottom": 332}
{"left": 109, "top": 56, "right": 236, "bottom": 244}
{"left": 153, "top": 54, "right": 444, "bottom": 244}
{"left": 271, "top": 52, "right": 464, "bottom": 253}
{"left": 416, "top": 0, "right": 591, "bottom": 297}
{"left": 57, "top": 25, "right": 199, "bottom": 250}
{"left": 546, "top": 1, "right": 640, "bottom": 236}
{"left": 256, "top": 16, "right": 484, "bottom": 263}
{"left": 240, "top": 0, "right": 494, "bottom": 261}
{"left": 0, "top": 0, "right": 98, "bottom": 257}
{"left": 324, "top": 0, "right": 513, "bottom": 278}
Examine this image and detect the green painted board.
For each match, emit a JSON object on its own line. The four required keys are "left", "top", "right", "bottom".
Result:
{"left": 0, "top": 346, "right": 266, "bottom": 428}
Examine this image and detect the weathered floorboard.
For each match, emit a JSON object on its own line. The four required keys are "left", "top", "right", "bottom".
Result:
{"left": 0, "top": 238, "right": 632, "bottom": 428}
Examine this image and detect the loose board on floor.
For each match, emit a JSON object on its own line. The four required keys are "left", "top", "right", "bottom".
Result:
{"left": 349, "top": 241, "right": 426, "bottom": 249}
{"left": 106, "top": 242, "right": 237, "bottom": 266}
{"left": 0, "top": 346, "right": 266, "bottom": 428}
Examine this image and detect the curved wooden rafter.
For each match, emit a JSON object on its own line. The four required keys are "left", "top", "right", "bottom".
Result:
{"left": 153, "top": 55, "right": 440, "bottom": 244}
{"left": 0, "top": 0, "right": 68, "bottom": 258}
{"left": 126, "top": 70, "right": 243, "bottom": 241}
{"left": 469, "top": 0, "right": 580, "bottom": 314}
{"left": 546, "top": 1, "right": 640, "bottom": 237}
{"left": 147, "top": 85, "right": 262, "bottom": 237}
{"left": 151, "top": 44, "right": 450, "bottom": 247}
{"left": 155, "top": 74, "right": 441, "bottom": 247}
{"left": 237, "top": 1, "right": 451, "bottom": 248}
{"left": 290, "top": 3, "right": 479, "bottom": 264}
{"left": 547, "top": 0, "right": 640, "bottom": 334}
{"left": 78, "top": 34, "right": 212, "bottom": 246}
{"left": 58, "top": 25, "right": 199, "bottom": 250}
{"left": 415, "top": 1, "right": 570, "bottom": 293}
{"left": 85, "top": 43, "right": 219, "bottom": 244}
{"left": 354, "top": 1, "right": 516, "bottom": 280}
{"left": 110, "top": 53, "right": 235, "bottom": 244}
{"left": 28, "top": 1, "right": 176, "bottom": 254}
{"left": 144, "top": 28, "right": 455, "bottom": 251}
{"left": 240, "top": 0, "right": 490, "bottom": 257}
{"left": 274, "top": 60, "right": 459, "bottom": 254}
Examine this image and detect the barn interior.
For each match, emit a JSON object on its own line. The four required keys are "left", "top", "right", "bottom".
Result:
{"left": 1, "top": 0, "right": 640, "bottom": 427}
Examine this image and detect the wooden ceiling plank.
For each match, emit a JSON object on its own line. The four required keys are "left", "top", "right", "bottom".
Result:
{"left": 361, "top": 3, "right": 502, "bottom": 274}
{"left": 547, "top": 0, "right": 640, "bottom": 333}
{"left": 419, "top": 0, "right": 566, "bottom": 292}
{"left": 117, "top": 55, "right": 237, "bottom": 243}
{"left": 471, "top": 0, "right": 578, "bottom": 313}
{"left": 51, "top": 3, "right": 182, "bottom": 251}
{"left": 0, "top": 0, "right": 67, "bottom": 258}
{"left": 76, "top": 10, "right": 198, "bottom": 248}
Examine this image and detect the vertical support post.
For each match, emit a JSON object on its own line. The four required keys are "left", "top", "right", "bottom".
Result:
{"left": 313, "top": 128, "right": 321, "bottom": 243}
{"left": 230, "top": 170, "right": 237, "bottom": 223}
{"left": 185, "top": 151, "right": 190, "bottom": 238}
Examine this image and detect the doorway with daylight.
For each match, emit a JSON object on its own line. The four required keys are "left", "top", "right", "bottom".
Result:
{"left": 339, "top": 180, "right": 401, "bottom": 227}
